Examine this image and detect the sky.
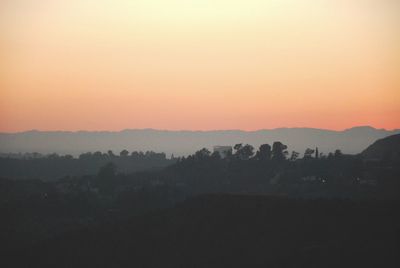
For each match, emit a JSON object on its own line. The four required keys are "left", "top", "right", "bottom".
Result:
{"left": 1, "top": 0, "right": 399, "bottom": 132}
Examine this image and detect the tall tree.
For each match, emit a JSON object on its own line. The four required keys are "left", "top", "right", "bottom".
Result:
{"left": 107, "top": 150, "right": 115, "bottom": 158}
{"left": 272, "top": 142, "right": 288, "bottom": 161}
{"left": 290, "top": 151, "right": 299, "bottom": 161}
{"left": 303, "top": 148, "right": 315, "bottom": 159}
{"left": 120, "top": 150, "right": 129, "bottom": 157}
{"left": 255, "top": 144, "right": 272, "bottom": 161}
{"left": 234, "top": 144, "right": 254, "bottom": 160}
{"left": 194, "top": 148, "right": 211, "bottom": 160}
{"left": 334, "top": 149, "right": 343, "bottom": 159}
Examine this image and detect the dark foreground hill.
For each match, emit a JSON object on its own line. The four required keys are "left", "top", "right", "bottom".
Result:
{"left": 361, "top": 134, "right": 400, "bottom": 161}
{"left": 10, "top": 194, "right": 400, "bottom": 268}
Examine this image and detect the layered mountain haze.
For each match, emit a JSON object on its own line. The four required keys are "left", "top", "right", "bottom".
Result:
{"left": 1, "top": 126, "right": 399, "bottom": 157}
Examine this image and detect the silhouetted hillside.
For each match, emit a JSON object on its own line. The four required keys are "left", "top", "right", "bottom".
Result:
{"left": 2, "top": 136, "right": 400, "bottom": 267}
{"left": 361, "top": 134, "right": 400, "bottom": 161}
{"left": 11, "top": 194, "right": 400, "bottom": 268}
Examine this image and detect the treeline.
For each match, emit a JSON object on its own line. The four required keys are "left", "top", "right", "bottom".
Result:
{"left": 1, "top": 150, "right": 170, "bottom": 161}
{"left": 0, "top": 150, "right": 175, "bottom": 180}
{"left": 178, "top": 142, "right": 344, "bottom": 162}
{"left": 164, "top": 142, "right": 399, "bottom": 199}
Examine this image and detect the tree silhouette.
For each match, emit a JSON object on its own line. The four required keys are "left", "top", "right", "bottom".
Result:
{"left": 334, "top": 149, "right": 343, "bottom": 159}
{"left": 234, "top": 144, "right": 254, "bottom": 160}
{"left": 290, "top": 151, "right": 299, "bottom": 161}
{"left": 233, "top": 143, "right": 243, "bottom": 152}
{"left": 303, "top": 148, "right": 315, "bottom": 159}
{"left": 255, "top": 144, "right": 272, "bottom": 161}
{"left": 272, "top": 142, "right": 288, "bottom": 161}
{"left": 107, "top": 150, "right": 115, "bottom": 158}
{"left": 120, "top": 150, "right": 129, "bottom": 158}
{"left": 194, "top": 148, "right": 211, "bottom": 160}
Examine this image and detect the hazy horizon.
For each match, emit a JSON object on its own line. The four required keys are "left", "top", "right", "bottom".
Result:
{"left": 1, "top": 125, "right": 400, "bottom": 134}
{"left": 2, "top": 126, "right": 399, "bottom": 157}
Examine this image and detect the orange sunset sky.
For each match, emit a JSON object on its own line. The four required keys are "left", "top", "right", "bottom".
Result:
{"left": 1, "top": 0, "right": 399, "bottom": 132}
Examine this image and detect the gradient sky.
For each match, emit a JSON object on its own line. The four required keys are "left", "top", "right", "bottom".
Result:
{"left": 1, "top": 0, "right": 399, "bottom": 132}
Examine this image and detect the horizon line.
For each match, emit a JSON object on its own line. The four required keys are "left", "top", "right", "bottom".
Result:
{"left": 1, "top": 125, "right": 399, "bottom": 134}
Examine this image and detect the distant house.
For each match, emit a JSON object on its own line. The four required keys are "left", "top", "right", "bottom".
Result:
{"left": 213, "top": 146, "right": 233, "bottom": 159}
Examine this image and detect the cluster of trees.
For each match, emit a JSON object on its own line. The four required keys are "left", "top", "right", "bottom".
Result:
{"left": 2, "top": 145, "right": 345, "bottom": 163}
{"left": 78, "top": 150, "right": 167, "bottom": 161}
{"left": 0, "top": 150, "right": 173, "bottom": 180}
{"left": 2, "top": 150, "right": 168, "bottom": 161}
{"left": 179, "top": 142, "right": 343, "bottom": 163}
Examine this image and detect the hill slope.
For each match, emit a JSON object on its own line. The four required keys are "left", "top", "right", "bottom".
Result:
{"left": 11, "top": 194, "right": 400, "bottom": 268}
{"left": 361, "top": 134, "right": 400, "bottom": 160}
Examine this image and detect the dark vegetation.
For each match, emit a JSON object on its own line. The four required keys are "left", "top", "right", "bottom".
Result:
{"left": 0, "top": 150, "right": 174, "bottom": 179}
{"left": 12, "top": 195, "right": 400, "bottom": 268}
{"left": 361, "top": 133, "right": 400, "bottom": 161}
{"left": 1, "top": 135, "right": 400, "bottom": 267}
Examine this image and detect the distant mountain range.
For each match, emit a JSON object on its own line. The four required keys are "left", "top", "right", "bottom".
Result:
{"left": 1, "top": 126, "right": 399, "bottom": 157}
